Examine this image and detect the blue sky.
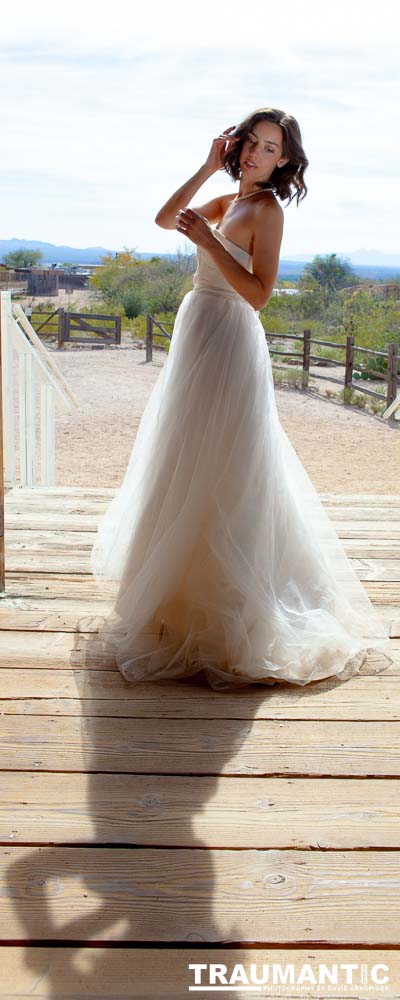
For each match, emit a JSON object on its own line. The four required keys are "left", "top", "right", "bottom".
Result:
{"left": 1, "top": 0, "right": 399, "bottom": 260}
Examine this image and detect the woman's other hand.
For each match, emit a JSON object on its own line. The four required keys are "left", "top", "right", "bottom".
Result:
{"left": 175, "top": 208, "right": 215, "bottom": 248}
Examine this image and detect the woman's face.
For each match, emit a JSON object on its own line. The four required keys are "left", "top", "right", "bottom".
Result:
{"left": 240, "top": 120, "right": 289, "bottom": 181}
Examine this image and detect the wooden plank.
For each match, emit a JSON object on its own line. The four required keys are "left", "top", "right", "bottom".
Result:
{"left": 5, "top": 499, "right": 400, "bottom": 520}
{"left": 334, "top": 520, "right": 400, "bottom": 538}
{"left": 6, "top": 552, "right": 90, "bottom": 572}
{"left": 2, "top": 846, "right": 400, "bottom": 943}
{"left": 1, "top": 598, "right": 396, "bottom": 634}
{"left": 1, "top": 669, "right": 400, "bottom": 720}
{"left": 324, "top": 507, "right": 400, "bottom": 521}
{"left": 351, "top": 558, "right": 400, "bottom": 582}
{"left": 10, "top": 488, "right": 398, "bottom": 499}
{"left": 1, "top": 946, "right": 398, "bottom": 999}
{"left": 0, "top": 630, "right": 398, "bottom": 671}
{"left": 344, "top": 525, "right": 400, "bottom": 538}
{"left": 4, "top": 575, "right": 116, "bottom": 598}
{"left": 5, "top": 528, "right": 95, "bottom": 547}
{"left": 0, "top": 629, "right": 114, "bottom": 667}
{"left": 6, "top": 515, "right": 400, "bottom": 537}
{"left": 5, "top": 496, "right": 110, "bottom": 512}
{"left": 3, "top": 716, "right": 400, "bottom": 775}
{"left": 68, "top": 312, "right": 119, "bottom": 322}
{"left": 0, "top": 599, "right": 112, "bottom": 631}
{"left": 4, "top": 513, "right": 99, "bottom": 530}
{"left": 0, "top": 604, "right": 391, "bottom": 634}
{"left": 366, "top": 582, "right": 400, "bottom": 604}
{"left": 5, "top": 690, "right": 400, "bottom": 720}
{"left": 1, "top": 772, "right": 400, "bottom": 848}
{"left": 6, "top": 551, "right": 400, "bottom": 578}
{"left": 7, "top": 494, "right": 400, "bottom": 518}
{"left": 4, "top": 574, "right": 399, "bottom": 605}
{"left": 5, "top": 513, "right": 400, "bottom": 536}
{"left": 12, "top": 304, "right": 78, "bottom": 408}
{"left": 321, "top": 493, "right": 400, "bottom": 503}
{"left": 10, "top": 486, "right": 115, "bottom": 497}
{"left": 6, "top": 531, "right": 400, "bottom": 560}
{"left": 339, "top": 541, "right": 400, "bottom": 557}
{"left": 0, "top": 630, "right": 397, "bottom": 678}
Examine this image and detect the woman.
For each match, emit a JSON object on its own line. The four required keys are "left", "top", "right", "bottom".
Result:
{"left": 91, "top": 107, "right": 392, "bottom": 691}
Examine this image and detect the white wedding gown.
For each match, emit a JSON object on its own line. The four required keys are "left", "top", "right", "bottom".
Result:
{"left": 90, "top": 226, "right": 393, "bottom": 691}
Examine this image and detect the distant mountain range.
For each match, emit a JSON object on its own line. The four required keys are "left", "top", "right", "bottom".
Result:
{"left": 288, "top": 249, "right": 400, "bottom": 266}
{"left": 1, "top": 237, "right": 399, "bottom": 282}
{"left": 0, "top": 238, "right": 112, "bottom": 266}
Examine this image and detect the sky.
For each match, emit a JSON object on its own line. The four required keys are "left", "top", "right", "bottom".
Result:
{"left": 1, "top": 0, "right": 399, "bottom": 261}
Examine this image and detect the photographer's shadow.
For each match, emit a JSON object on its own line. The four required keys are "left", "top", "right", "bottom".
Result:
{"left": 5, "top": 615, "right": 264, "bottom": 997}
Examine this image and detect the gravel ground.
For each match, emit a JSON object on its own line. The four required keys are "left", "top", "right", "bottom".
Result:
{"left": 46, "top": 343, "right": 399, "bottom": 494}
{"left": 13, "top": 287, "right": 399, "bottom": 493}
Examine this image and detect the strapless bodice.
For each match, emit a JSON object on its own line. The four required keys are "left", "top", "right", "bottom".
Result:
{"left": 192, "top": 227, "right": 254, "bottom": 304}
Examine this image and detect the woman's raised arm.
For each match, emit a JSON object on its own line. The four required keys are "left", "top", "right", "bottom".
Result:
{"left": 154, "top": 165, "right": 215, "bottom": 229}
{"left": 154, "top": 126, "right": 239, "bottom": 229}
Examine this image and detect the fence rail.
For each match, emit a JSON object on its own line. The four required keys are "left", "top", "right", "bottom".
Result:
{"left": 1, "top": 293, "right": 78, "bottom": 488}
{"left": 145, "top": 315, "right": 399, "bottom": 420}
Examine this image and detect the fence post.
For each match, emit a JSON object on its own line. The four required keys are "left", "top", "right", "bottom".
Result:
{"left": 345, "top": 335, "right": 354, "bottom": 391}
{"left": 146, "top": 314, "right": 153, "bottom": 363}
{"left": 386, "top": 343, "right": 399, "bottom": 414}
{"left": 115, "top": 315, "right": 122, "bottom": 346}
{"left": 0, "top": 293, "right": 5, "bottom": 593}
{"left": 302, "top": 328, "right": 311, "bottom": 389}
{"left": 58, "top": 308, "right": 65, "bottom": 349}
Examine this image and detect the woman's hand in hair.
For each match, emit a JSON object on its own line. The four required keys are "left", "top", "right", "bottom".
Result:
{"left": 202, "top": 126, "right": 239, "bottom": 174}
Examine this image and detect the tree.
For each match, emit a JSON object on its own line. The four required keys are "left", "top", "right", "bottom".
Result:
{"left": 2, "top": 249, "right": 43, "bottom": 268}
{"left": 299, "top": 253, "right": 360, "bottom": 293}
{"left": 90, "top": 247, "right": 193, "bottom": 316}
{"left": 341, "top": 289, "right": 400, "bottom": 351}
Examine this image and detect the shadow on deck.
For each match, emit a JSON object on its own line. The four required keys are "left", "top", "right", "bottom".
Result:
{"left": 0, "top": 486, "right": 400, "bottom": 998}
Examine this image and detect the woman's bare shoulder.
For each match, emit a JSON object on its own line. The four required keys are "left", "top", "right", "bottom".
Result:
{"left": 222, "top": 191, "right": 283, "bottom": 216}
{"left": 258, "top": 192, "right": 283, "bottom": 217}
{"left": 254, "top": 194, "right": 284, "bottom": 237}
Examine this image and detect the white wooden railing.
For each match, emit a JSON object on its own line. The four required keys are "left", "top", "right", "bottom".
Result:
{"left": 0, "top": 290, "right": 78, "bottom": 487}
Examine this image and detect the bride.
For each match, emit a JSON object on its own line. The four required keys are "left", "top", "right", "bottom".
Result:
{"left": 90, "top": 106, "right": 393, "bottom": 692}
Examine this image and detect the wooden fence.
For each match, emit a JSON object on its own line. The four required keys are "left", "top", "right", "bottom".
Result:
{"left": 0, "top": 267, "right": 89, "bottom": 293}
{"left": 3, "top": 297, "right": 78, "bottom": 487}
{"left": 27, "top": 270, "right": 59, "bottom": 296}
{"left": 0, "top": 266, "right": 28, "bottom": 292}
{"left": 0, "top": 294, "right": 4, "bottom": 593}
{"left": 145, "top": 315, "right": 399, "bottom": 416}
{"left": 28, "top": 308, "right": 121, "bottom": 348}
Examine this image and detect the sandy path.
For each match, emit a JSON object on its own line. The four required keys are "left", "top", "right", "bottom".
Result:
{"left": 49, "top": 344, "right": 398, "bottom": 494}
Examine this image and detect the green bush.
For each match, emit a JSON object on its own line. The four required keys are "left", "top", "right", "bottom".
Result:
{"left": 121, "top": 288, "right": 145, "bottom": 319}
{"left": 89, "top": 248, "right": 191, "bottom": 316}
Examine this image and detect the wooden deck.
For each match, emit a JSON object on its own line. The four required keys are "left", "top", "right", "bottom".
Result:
{"left": 1, "top": 485, "right": 400, "bottom": 998}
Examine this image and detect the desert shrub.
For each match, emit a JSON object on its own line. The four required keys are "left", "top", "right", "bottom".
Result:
{"left": 121, "top": 287, "right": 146, "bottom": 319}
{"left": 340, "top": 291, "right": 400, "bottom": 352}
{"left": 90, "top": 248, "right": 193, "bottom": 317}
{"left": 272, "top": 366, "right": 310, "bottom": 390}
{"left": 370, "top": 399, "right": 386, "bottom": 415}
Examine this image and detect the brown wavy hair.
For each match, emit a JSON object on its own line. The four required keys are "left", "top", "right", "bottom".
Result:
{"left": 223, "top": 107, "right": 309, "bottom": 206}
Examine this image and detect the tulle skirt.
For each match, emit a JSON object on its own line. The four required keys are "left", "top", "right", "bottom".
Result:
{"left": 90, "top": 287, "right": 393, "bottom": 691}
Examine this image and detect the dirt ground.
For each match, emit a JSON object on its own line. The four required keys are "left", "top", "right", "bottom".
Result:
{"left": 13, "top": 287, "right": 399, "bottom": 494}
{"left": 45, "top": 342, "right": 399, "bottom": 494}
